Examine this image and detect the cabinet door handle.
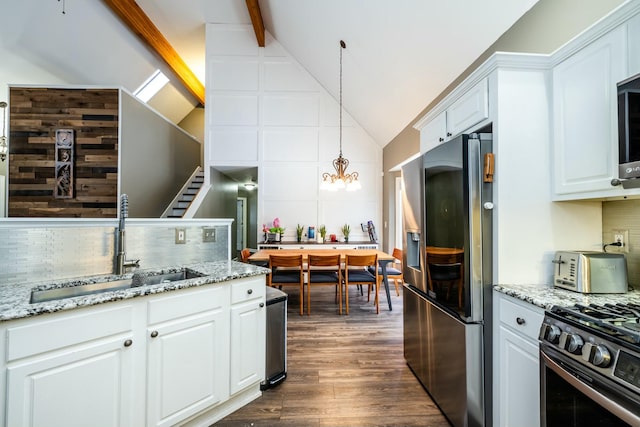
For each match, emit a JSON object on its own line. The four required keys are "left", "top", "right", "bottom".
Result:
{"left": 259, "top": 302, "right": 265, "bottom": 308}
{"left": 438, "top": 137, "right": 444, "bottom": 142}
{"left": 516, "top": 317, "right": 526, "bottom": 325}
{"left": 150, "top": 330, "right": 159, "bottom": 338}
{"left": 124, "top": 339, "right": 133, "bottom": 347}
{"left": 446, "top": 132, "right": 452, "bottom": 137}
{"left": 247, "top": 289, "right": 253, "bottom": 295}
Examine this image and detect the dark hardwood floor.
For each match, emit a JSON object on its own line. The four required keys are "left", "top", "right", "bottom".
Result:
{"left": 213, "top": 284, "right": 450, "bottom": 427}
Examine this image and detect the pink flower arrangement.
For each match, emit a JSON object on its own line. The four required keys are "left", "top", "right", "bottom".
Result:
{"left": 264, "top": 218, "right": 284, "bottom": 233}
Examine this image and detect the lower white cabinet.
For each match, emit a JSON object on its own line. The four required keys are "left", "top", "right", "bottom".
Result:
{"left": 4, "top": 304, "right": 139, "bottom": 427}
{"left": 146, "top": 286, "right": 230, "bottom": 427}
{"left": 230, "top": 279, "right": 266, "bottom": 395}
{"left": 6, "top": 326, "right": 137, "bottom": 427}
{"left": 493, "top": 291, "right": 544, "bottom": 427}
{"left": 1, "top": 275, "right": 267, "bottom": 427}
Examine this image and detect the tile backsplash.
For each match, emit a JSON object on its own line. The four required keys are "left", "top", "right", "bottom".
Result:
{"left": 603, "top": 199, "right": 640, "bottom": 289}
{"left": 0, "top": 219, "right": 230, "bottom": 286}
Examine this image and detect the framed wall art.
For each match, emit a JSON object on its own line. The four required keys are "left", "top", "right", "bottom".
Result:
{"left": 55, "top": 129, "right": 74, "bottom": 199}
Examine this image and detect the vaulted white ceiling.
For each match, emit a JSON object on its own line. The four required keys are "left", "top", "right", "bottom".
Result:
{"left": 3, "top": 0, "right": 539, "bottom": 146}
{"left": 136, "top": 0, "right": 539, "bottom": 146}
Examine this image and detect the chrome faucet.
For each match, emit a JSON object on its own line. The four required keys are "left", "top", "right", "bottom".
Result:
{"left": 115, "top": 194, "right": 140, "bottom": 275}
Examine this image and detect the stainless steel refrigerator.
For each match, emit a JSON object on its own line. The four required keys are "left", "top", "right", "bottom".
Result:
{"left": 402, "top": 133, "right": 493, "bottom": 427}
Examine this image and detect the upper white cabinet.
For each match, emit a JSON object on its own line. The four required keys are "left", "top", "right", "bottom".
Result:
{"left": 447, "top": 78, "right": 489, "bottom": 136}
{"left": 419, "top": 111, "right": 447, "bottom": 153}
{"left": 418, "top": 78, "right": 489, "bottom": 153}
{"left": 627, "top": 13, "right": 640, "bottom": 77}
{"left": 552, "top": 26, "right": 627, "bottom": 199}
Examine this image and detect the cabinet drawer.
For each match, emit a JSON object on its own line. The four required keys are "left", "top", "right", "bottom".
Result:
{"left": 147, "top": 285, "right": 228, "bottom": 325}
{"left": 231, "top": 277, "right": 265, "bottom": 305}
{"left": 6, "top": 304, "right": 134, "bottom": 361}
{"left": 499, "top": 296, "right": 544, "bottom": 341}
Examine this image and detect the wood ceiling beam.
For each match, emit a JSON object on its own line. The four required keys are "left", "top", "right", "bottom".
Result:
{"left": 246, "top": 0, "right": 265, "bottom": 47}
{"left": 102, "top": 0, "right": 205, "bottom": 106}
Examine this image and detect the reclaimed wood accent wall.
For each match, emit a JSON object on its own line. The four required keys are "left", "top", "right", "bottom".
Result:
{"left": 8, "top": 88, "right": 119, "bottom": 217}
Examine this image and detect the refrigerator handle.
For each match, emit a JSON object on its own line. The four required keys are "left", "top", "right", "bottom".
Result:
{"left": 483, "top": 153, "right": 494, "bottom": 183}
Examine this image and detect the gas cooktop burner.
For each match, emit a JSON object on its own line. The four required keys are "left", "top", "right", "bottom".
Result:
{"left": 550, "top": 303, "right": 640, "bottom": 346}
{"left": 541, "top": 302, "right": 640, "bottom": 400}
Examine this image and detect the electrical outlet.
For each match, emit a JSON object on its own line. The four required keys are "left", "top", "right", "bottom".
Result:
{"left": 202, "top": 227, "right": 216, "bottom": 243}
{"left": 612, "top": 229, "right": 629, "bottom": 253}
{"left": 175, "top": 228, "right": 186, "bottom": 244}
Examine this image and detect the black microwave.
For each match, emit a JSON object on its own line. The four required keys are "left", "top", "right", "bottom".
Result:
{"left": 618, "top": 73, "right": 640, "bottom": 180}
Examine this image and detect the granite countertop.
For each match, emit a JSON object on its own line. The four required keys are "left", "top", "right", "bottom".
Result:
{"left": 494, "top": 283, "right": 640, "bottom": 310}
{"left": 0, "top": 260, "right": 270, "bottom": 322}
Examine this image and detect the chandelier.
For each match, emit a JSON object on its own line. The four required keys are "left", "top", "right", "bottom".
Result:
{"left": 320, "top": 40, "right": 361, "bottom": 191}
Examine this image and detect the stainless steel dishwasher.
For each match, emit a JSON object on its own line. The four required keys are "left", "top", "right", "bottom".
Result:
{"left": 261, "top": 286, "right": 287, "bottom": 390}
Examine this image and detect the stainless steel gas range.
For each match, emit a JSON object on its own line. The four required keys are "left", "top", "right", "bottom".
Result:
{"left": 539, "top": 303, "right": 640, "bottom": 426}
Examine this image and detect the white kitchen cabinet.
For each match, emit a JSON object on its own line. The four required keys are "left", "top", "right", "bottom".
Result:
{"left": 552, "top": 25, "right": 627, "bottom": 199}
{"left": 146, "top": 286, "right": 230, "bottom": 427}
{"left": 418, "top": 78, "right": 488, "bottom": 153}
{"left": 4, "top": 304, "right": 139, "bottom": 427}
{"left": 230, "top": 277, "right": 266, "bottom": 395}
{"left": 447, "top": 78, "right": 489, "bottom": 136}
{"left": 419, "top": 110, "right": 447, "bottom": 153}
{"left": 1, "top": 275, "right": 267, "bottom": 427}
{"left": 493, "top": 292, "right": 544, "bottom": 427}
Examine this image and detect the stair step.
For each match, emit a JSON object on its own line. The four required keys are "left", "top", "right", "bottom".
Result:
{"left": 183, "top": 188, "right": 198, "bottom": 195}
{"left": 181, "top": 194, "right": 195, "bottom": 202}
{"left": 176, "top": 201, "right": 191, "bottom": 208}
{"left": 171, "top": 209, "right": 186, "bottom": 216}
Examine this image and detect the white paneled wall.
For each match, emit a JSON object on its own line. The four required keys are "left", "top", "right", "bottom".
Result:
{"left": 206, "top": 25, "right": 382, "bottom": 243}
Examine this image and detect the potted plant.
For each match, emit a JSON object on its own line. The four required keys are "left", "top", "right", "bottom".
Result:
{"left": 296, "top": 224, "right": 304, "bottom": 242}
{"left": 341, "top": 223, "right": 351, "bottom": 243}
{"left": 319, "top": 225, "right": 327, "bottom": 243}
{"left": 263, "top": 217, "right": 284, "bottom": 242}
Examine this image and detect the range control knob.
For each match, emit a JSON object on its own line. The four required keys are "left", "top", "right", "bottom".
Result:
{"left": 563, "top": 333, "right": 584, "bottom": 354}
{"left": 582, "top": 342, "right": 612, "bottom": 368}
{"left": 541, "top": 324, "right": 561, "bottom": 344}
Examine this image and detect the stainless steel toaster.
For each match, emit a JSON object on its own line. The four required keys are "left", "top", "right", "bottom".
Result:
{"left": 552, "top": 251, "right": 628, "bottom": 294}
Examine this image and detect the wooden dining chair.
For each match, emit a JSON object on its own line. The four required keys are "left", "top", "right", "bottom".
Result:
{"left": 268, "top": 254, "right": 304, "bottom": 315}
{"left": 343, "top": 254, "right": 379, "bottom": 315}
{"left": 368, "top": 247, "right": 404, "bottom": 300}
{"left": 426, "top": 248, "right": 464, "bottom": 309}
{"left": 306, "top": 254, "right": 342, "bottom": 315}
{"left": 240, "top": 248, "right": 251, "bottom": 263}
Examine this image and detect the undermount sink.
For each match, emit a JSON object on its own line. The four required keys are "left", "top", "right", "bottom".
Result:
{"left": 30, "top": 268, "right": 205, "bottom": 304}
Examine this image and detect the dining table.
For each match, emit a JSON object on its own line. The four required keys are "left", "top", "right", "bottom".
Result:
{"left": 248, "top": 248, "right": 396, "bottom": 311}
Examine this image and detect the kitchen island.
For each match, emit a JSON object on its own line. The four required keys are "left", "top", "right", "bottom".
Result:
{"left": 0, "top": 260, "right": 270, "bottom": 427}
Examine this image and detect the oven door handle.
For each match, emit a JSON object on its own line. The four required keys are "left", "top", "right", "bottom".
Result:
{"left": 542, "top": 352, "right": 640, "bottom": 426}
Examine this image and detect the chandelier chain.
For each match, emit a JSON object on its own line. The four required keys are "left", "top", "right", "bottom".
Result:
{"left": 339, "top": 40, "right": 343, "bottom": 157}
{"left": 319, "top": 39, "right": 360, "bottom": 191}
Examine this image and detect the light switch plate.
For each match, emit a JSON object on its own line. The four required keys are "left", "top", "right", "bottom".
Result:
{"left": 203, "top": 227, "right": 216, "bottom": 243}
{"left": 175, "top": 228, "right": 186, "bottom": 244}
